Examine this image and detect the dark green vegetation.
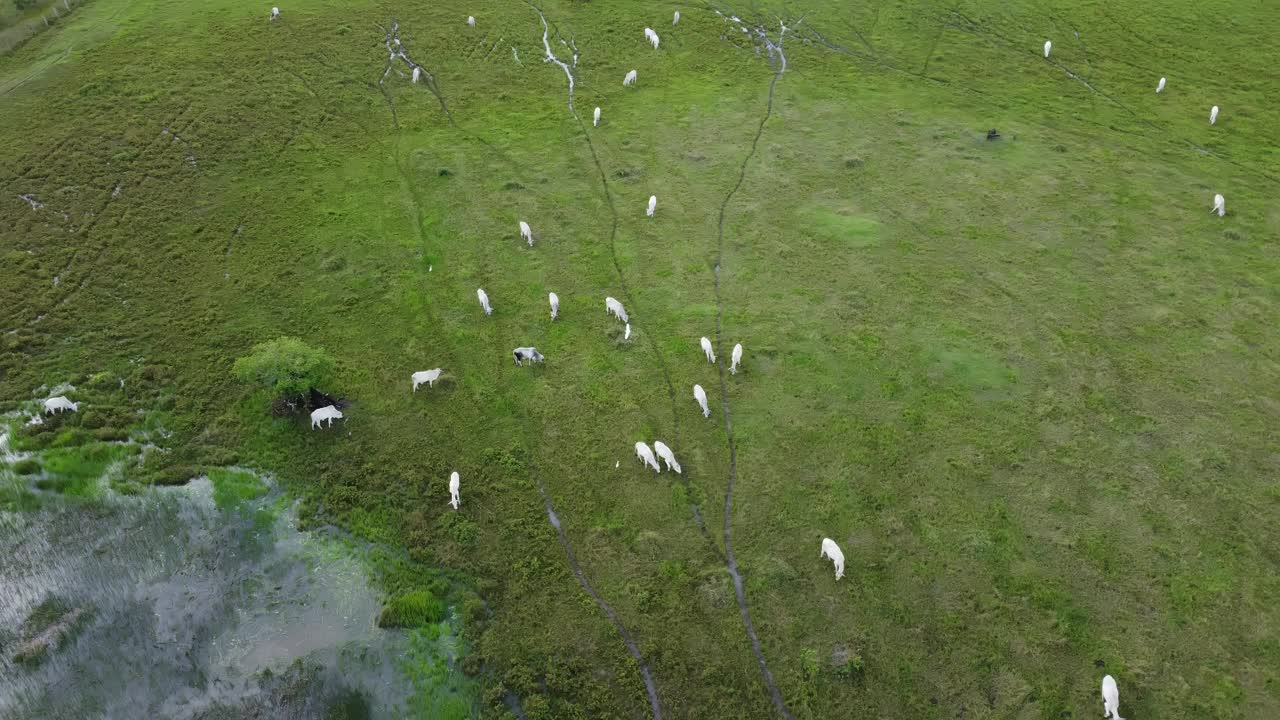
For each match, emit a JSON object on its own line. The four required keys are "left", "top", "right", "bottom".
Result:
{"left": 3, "top": 0, "right": 1278, "bottom": 718}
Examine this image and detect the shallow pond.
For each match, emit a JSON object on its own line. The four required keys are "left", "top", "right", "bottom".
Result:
{"left": 0, "top": 464, "right": 473, "bottom": 719}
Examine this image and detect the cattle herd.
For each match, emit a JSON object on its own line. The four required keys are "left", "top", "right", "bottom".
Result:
{"left": 31, "top": 7, "right": 1249, "bottom": 715}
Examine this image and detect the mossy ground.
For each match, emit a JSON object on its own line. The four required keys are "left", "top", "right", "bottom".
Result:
{"left": 2, "top": 1, "right": 1278, "bottom": 718}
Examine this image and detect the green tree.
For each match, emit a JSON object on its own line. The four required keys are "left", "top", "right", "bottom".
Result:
{"left": 232, "top": 337, "right": 335, "bottom": 407}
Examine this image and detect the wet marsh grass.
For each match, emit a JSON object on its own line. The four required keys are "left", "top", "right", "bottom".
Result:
{"left": 1, "top": 0, "right": 1278, "bottom": 718}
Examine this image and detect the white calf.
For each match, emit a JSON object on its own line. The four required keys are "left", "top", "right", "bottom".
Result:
{"left": 635, "top": 441, "right": 660, "bottom": 472}
{"left": 673, "top": 10, "right": 680, "bottom": 25}
{"left": 43, "top": 396, "right": 79, "bottom": 414}
{"left": 271, "top": 6, "right": 279, "bottom": 20}
{"left": 594, "top": 106, "right": 601, "bottom": 127}
{"left": 647, "top": 195, "right": 656, "bottom": 217}
{"left": 653, "top": 441, "right": 681, "bottom": 473}
{"left": 820, "top": 538, "right": 845, "bottom": 580}
{"left": 1043, "top": 40, "right": 1052, "bottom": 58}
{"left": 624, "top": 70, "right": 637, "bottom": 86}
{"left": 310, "top": 405, "right": 343, "bottom": 429}
{"left": 693, "top": 384, "right": 709, "bottom": 417}
{"left": 1156, "top": 76, "right": 1166, "bottom": 93}
{"left": 549, "top": 292, "right": 560, "bottom": 320}
{"left": 412, "top": 369, "right": 443, "bottom": 391}
{"left": 700, "top": 336, "right": 715, "bottom": 363}
{"left": 477, "top": 288, "right": 492, "bottom": 315}
{"left": 1102, "top": 675, "right": 1124, "bottom": 720}
{"left": 1210, "top": 105, "right": 1219, "bottom": 125}
{"left": 730, "top": 343, "right": 743, "bottom": 374}
{"left": 624, "top": 323, "right": 631, "bottom": 340}
{"left": 1212, "top": 193, "right": 1225, "bottom": 217}
{"left": 513, "top": 347, "right": 545, "bottom": 366}
{"left": 467, "top": 15, "right": 475, "bottom": 27}
{"left": 448, "top": 471, "right": 461, "bottom": 509}
{"left": 412, "top": 67, "right": 421, "bottom": 83}
{"left": 519, "top": 220, "right": 533, "bottom": 246}
{"left": 605, "top": 296, "right": 628, "bottom": 323}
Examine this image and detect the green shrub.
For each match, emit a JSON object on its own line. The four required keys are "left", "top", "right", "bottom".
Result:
{"left": 232, "top": 337, "right": 336, "bottom": 406}
{"left": 13, "top": 458, "right": 40, "bottom": 475}
{"left": 376, "top": 590, "right": 446, "bottom": 628}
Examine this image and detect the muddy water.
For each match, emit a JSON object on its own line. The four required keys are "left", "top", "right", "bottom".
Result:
{"left": 0, "top": 474, "right": 463, "bottom": 719}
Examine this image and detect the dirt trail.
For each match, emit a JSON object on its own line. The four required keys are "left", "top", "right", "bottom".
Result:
{"left": 708, "top": 14, "right": 797, "bottom": 720}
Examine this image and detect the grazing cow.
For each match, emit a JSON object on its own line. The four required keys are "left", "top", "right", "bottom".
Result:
{"left": 271, "top": 6, "right": 279, "bottom": 20}
{"left": 693, "top": 384, "right": 710, "bottom": 417}
{"left": 1043, "top": 40, "right": 1051, "bottom": 58}
{"left": 653, "top": 441, "right": 681, "bottom": 473}
{"left": 549, "top": 292, "right": 560, "bottom": 320}
{"left": 594, "top": 106, "right": 601, "bottom": 127}
{"left": 1212, "top": 193, "right": 1225, "bottom": 216}
{"left": 1101, "top": 675, "right": 1124, "bottom": 720}
{"left": 730, "top": 343, "right": 743, "bottom": 374}
{"left": 513, "top": 346, "right": 545, "bottom": 366}
{"left": 519, "top": 220, "right": 533, "bottom": 246}
{"left": 820, "top": 538, "right": 845, "bottom": 580}
{"left": 635, "top": 441, "right": 660, "bottom": 472}
{"left": 412, "top": 67, "right": 421, "bottom": 83}
{"left": 467, "top": 15, "right": 475, "bottom": 26}
{"left": 310, "top": 405, "right": 343, "bottom": 429}
{"left": 1156, "top": 76, "right": 1166, "bottom": 93}
{"left": 624, "top": 70, "right": 637, "bottom": 86}
{"left": 673, "top": 10, "right": 680, "bottom": 25}
{"left": 43, "top": 396, "right": 78, "bottom": 415}
{"left": 605, "top": 296, "right": 628, "bottom": 323}
{"left": 644, "top": 28, "right": 660, "bottom": 49}
{"left": 448, "top": 471, "right": 460, "bottom": 509}
{"left": 647, "top": 195, "right": 656, "bottom": 217}
{"left": 624, "top": 323, "right": 631, "bottom": 340}
{"left": 477, "top": 288, "right": 492, "bottom": 315}
{"left": 1210, "top": 105, "right": 1219, "bottom": 124}
{"left": 412, "top": 369, "right": 443, "bottom": 391}
{"left": 700, "top": 336, "right": 715, "bottom": 363}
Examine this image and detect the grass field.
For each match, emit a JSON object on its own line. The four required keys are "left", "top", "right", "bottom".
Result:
{"left": 2, "top": 0, "right": 1279, "bottom": 717}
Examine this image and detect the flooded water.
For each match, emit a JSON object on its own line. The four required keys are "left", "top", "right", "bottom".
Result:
{"left": 0, "top": 464, "right": 472, "bottom": 719}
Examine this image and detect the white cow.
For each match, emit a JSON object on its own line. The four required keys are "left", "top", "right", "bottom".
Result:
{"left": 605, "top": 296, "right": 628, "bottom": 323}
{"left": 43, "top": 396, "right": 78, "bottom": 415}
{"left": 513, "top": 346, "right": 545, "bottom": 366}
{"left": 647, "top": 195, "right": 657, "bottom": 217}
{"left": 693, "top": 384, "right": 709, "bottom": 417}
{"left": 1212, "top": 193, "right": 1225, "bottom": 217}
{"left": 820, "top": 538, "right": 845, "bottom": 580}
{"left": 310, "top": 405, "right": 343, "bottom": 429}
{"left": 1210, "top": 105, "right": 1219, "bottom": 125}
{"left": 1043, "top": 40, "right": 1052, "bottom": 58}
{"left": 730, "top": 343, "right": 743, "bottom": 374}
{"left": 412, "top": 369, "right": 443, "bottom": 391}
{"left": 645, "top": 28, "right": 660, "bottom": 49}
{"left": 635, "top": 441, "right": 660, "bottom": 472}
{"left": 477, "top": 288, "right": 492, "bottom": 315}
{"left": 467, "top": 15, "right": 475, "bottom": 26}
{"left": 1156, "top": 76, "right": 1166, "bottom": 93}
{"left": 1102, "top": 675, "right": 1124, "bottom": 720}
{"left": 624, "top": 70, "right": 637, "bottom": 86}
{"left": 653, "top": 440, "right": 681, "bottom": 473}
{"left": 624, "top": 323, "right": 631, "bottom": 340}
{"left": 700, "top": 336, "right": 715, "bottom": 363}
{"left": 549, "top": 292, "right": 560, "bottom": 320}
{"left": 593, "top": 106, "right": 601, "bottom": 127}
{"left": 448, "top": 471, "right": 460, "bottom": 509}
{"left": 271, "top": 6, "right": 279, "bottom": 20}
{"left": 519, "top": 220, "right": 533, "bottom": 246}
{"left": 673, "top": 10, "right": 680, "bottom": 25}
{"left": 412, "top": 67, "right": 421, "bottom": 83}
